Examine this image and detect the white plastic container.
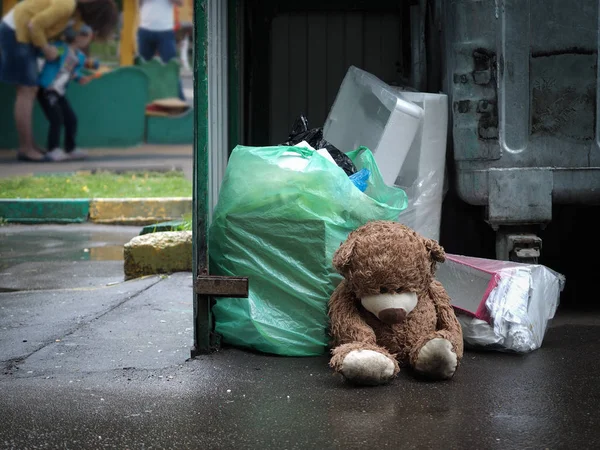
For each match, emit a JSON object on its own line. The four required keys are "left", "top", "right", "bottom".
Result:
{"left": 323, "top": 66, "right": 424, "bottom": 186}
{"left": 394, "top": 91, "right": 448, "bottom": 241}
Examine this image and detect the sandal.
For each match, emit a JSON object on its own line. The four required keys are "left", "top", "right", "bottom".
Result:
{"left": 17, "top": 153, "right": 50, "bottom": 162}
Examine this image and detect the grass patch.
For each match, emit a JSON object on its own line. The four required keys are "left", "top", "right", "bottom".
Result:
{"left": 175, "top": 213, "right": 192, "bottom": 231}
{"left": 140, "top": 213, "right": 192, "bottom": 235}
{"left": 0, "top": 170, "right": 192, "bottom": 199}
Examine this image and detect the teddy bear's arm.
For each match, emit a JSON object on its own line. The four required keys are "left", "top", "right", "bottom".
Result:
{"left": 428, "top": 280, "right": 464, "bottom": 360}
{"left": 328, "top": 281, "right": 377, "bottom": 346}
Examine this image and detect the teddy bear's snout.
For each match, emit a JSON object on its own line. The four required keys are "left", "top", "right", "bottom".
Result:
{"left": 378, "top": 308, "right": 407, "bottom": 324}
{"left": 361, "top": 291, "right": 418, "bottom": 324}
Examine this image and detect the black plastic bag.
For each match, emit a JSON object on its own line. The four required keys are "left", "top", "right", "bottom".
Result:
{"left": 282, "top": 115, "right": 357, "bottom": 176}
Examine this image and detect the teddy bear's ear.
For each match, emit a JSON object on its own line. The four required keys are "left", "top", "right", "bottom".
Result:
{"left": 424, "top": 238, "right": 446, "bottom": 263}
{"left": 333, "top": 238, "right": 356, "bottom": 275}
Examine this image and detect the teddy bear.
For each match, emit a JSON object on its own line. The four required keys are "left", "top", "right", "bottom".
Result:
{"left": 328, "top": 221, "right": 464, "bottom": 385}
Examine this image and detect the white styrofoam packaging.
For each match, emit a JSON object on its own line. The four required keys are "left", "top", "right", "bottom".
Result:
{"left": 323, "top": 66, "right": 424, "bottom": 187}
{"left": 393, "top": 91, "right": 448, "bottom": 241}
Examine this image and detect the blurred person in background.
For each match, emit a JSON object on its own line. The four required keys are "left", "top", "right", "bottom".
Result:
{"left": 137, "top": 0, "right": 185, "bottom": 100}
{"left": 36, "top": 24, "right": 95, "bottom": 161}
{"left": 0, "top": 0, "right": 118, "bottom": 162}
{"left": 174, "top": 0, "right": 192, "bottom": 73}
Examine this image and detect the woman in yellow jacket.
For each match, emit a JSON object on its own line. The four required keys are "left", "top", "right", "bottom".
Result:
{"left": 0, "top": 0, "right": 118, "bottom": 162}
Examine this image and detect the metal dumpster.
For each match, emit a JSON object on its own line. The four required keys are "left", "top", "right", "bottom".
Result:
{"left": 442, "top": 0, "right": 600, "bottom": 262}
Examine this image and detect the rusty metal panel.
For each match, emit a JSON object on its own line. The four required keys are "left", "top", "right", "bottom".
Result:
{"left": 194, "top": 276, "right": 249, "bottom": 298}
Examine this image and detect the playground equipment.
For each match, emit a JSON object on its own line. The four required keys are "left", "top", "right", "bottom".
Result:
{"left": 0, "top": 0, "right": 193, "bottom": 148}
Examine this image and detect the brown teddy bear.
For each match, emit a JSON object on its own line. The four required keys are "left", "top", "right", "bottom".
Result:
{"left": 328, "top": 221, "right": 464, "bottom": 385}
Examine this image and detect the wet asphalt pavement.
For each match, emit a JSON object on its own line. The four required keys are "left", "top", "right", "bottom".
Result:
{"left": 1, "top": 224, "right": 600, "bottom": 449}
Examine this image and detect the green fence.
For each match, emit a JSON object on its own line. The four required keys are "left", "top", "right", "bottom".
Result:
{"left": 0, "top": 59, "right": 192, "bottom": 149}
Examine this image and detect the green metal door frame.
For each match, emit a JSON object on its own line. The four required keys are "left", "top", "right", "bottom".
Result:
{"left": 192, "top": 0, "right": 210, "bottom": 355}
{"left": 192, "top": 0, "right": 244, "bottom": 355}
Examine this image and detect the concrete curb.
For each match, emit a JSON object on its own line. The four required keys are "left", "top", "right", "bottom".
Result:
{"left": 89, "top": 198, "right": 192, "bottom": 225}
{"left": 0, "top": 197, "right": 192, "bottom": 225}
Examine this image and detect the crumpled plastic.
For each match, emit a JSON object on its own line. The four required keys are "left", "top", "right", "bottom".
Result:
{"left": 436, "top": 254, "right": 565, "bottom": 353}
{"left": 349, "top": 168, "right": 371, "bottom": 192}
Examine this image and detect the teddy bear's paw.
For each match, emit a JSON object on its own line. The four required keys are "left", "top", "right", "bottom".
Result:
{"left": 414, "top": 338, "right": 457, "bottom": 380}
{"left": 341, "top": 350, "right": 396, "bottom": 386}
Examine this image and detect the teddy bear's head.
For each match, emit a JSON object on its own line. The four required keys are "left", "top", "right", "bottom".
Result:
{"left": 333, "top": 221, "right": 445, "bottom": 325}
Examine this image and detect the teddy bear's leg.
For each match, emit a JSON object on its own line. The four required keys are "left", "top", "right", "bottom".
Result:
{"left": 406, "top": 280, "right": 464, "bottom": 380}
{"left": 330, "top": 342, "right": 400, "bottom": 386}
{"left": 409, "top": 330, "right": 460, "bottom": 380}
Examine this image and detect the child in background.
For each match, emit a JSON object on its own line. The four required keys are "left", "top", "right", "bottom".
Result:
{"left": 37, "top": 25, "right": 94, "bottom": 162}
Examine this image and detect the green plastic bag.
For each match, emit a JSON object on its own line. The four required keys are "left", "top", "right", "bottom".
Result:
{"left": 209, "top": 145, "right": 408, "bottom": 356}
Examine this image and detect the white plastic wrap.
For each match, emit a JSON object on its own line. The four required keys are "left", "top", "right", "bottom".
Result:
{"left": 435, "top": 254, "right": 566, "bottom": 353}
{"left": 322, "top": 66, "right": 448, "bottom": 241}
{"left": 393, "top": 91, "right": 448, "bottom": 241}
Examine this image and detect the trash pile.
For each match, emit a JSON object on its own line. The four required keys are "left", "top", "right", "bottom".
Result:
{"left": 281, "top": 114, "right": 358, "bottom": 177}
{"left": 209, "top": 144, "right": 408, "bottom": 356}
{"left": 323, "top": 67, "right": 448, "bottom": 241}
{"left": 208, "top": 65, "right": 564, "bottom": 356}
{"left": 436, "top": 255, "right": 565, "bottom": 353}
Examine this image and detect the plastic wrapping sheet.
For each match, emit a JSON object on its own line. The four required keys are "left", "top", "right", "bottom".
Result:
{"left": 436, "top": 254, "right": 565, "bottom": 353}
{"left": 393, "top": 91, "right": 448, "bottom": 241}
{"left": 320, "top": 67, "right": 448, "bottom": 240}
{"left": 395, "top": 166, "right": 448, "bottom": 242}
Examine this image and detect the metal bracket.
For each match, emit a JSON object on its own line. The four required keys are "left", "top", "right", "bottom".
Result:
{"left": 514, "top": 247, "right": 539, "bottom": 259}
{"left": 496, "top": 232, "right": 542, "bottom": 262}
{"left": 194, "top": 275, "right": 249, "bottom": 298}
{"left": 191, "top": 275, "right": 249, "bottom": 358}
{"left": 510, "top": 234, "right": 542, "bottom": 258}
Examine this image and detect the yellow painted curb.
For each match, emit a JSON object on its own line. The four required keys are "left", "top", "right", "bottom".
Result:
{"left": 89, "top": 198, "right": 192, "bottom": 225}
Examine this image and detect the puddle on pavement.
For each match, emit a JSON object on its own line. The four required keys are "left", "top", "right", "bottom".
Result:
{"left": 0, "top": 225, "right": 140, "bottom": 269}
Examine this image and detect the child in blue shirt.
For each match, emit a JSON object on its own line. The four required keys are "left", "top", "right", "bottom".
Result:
{"left": 37, "top": 24, "right": 94, "bottom": 162}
